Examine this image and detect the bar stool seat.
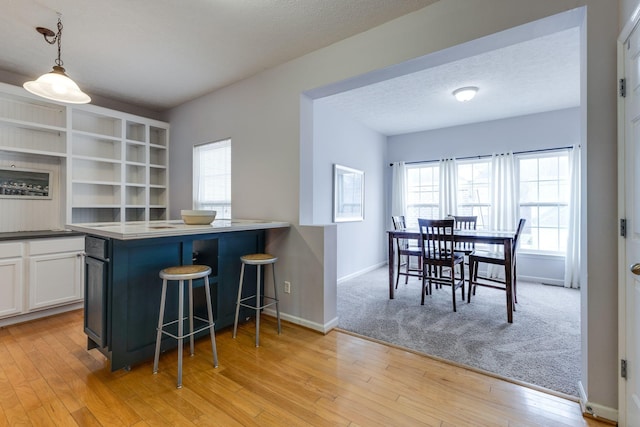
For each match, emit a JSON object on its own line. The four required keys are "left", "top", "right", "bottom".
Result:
{"left": 153, "top": 264, "right": 218, "bottom": 388}
{"left": 233, "top": 253, "right": 281, "bottom": 347}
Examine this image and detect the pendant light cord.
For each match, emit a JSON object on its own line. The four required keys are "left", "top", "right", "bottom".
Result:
{"left": 41, "top": 15, "right": 64, "bottom": 67}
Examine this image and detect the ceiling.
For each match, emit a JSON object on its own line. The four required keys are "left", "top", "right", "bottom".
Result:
{"left": 0, "top": 0, "right": 437, "bottom": 111}
{"left": 0, "top": 1, "right": 580, "bottom": 136}
{"left": 316, "top": 27, "right": 581, "bottom": 136}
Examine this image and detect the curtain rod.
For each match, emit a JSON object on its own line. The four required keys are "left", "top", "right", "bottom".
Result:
{"left": 389, "top": 145, "right": 576, "bottom": 166}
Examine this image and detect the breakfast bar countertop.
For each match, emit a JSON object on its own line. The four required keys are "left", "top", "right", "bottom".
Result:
{"left": 67, "top": 219, "right": 290, "bottom": 240}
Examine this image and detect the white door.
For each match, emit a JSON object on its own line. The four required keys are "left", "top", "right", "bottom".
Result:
{"left": 622, "top": 23, "right": 640, "bottom": 427}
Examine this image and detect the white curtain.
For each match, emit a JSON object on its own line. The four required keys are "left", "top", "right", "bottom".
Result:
{"left": 488, "top": 152, "right": 517, "bottom": 278}
{"left": 439, "top": 158, "right": 458, "bottom": 219}
{"left": 391, "top": 162, "right": 406, "bottom": 222}
{"left": 564, "top": 145, "right": 581, "bottom": 289}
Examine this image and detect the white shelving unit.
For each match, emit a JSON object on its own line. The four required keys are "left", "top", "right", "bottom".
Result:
{"left": 0, "top": 82, "right": 169, "bottom": 225}
{"left": 69, "top": 106, "right": 169, "bottom": 223}
{"left": 0, "top": 90, "right": 67, "bottom": 157}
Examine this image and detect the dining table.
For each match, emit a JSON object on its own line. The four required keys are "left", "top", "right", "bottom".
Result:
{"left": 387, "top": 227, "right": 518, "bottom": 322}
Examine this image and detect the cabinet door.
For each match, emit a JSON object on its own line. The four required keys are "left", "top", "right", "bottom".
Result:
{"left": 0, "top": 258, "right": 23, "bottom": 318}
{"left": 84, "top": 256, "right": 107, "bottom": 348}
{"left": 28, "top": 252, "right": 83, "bottom": 310}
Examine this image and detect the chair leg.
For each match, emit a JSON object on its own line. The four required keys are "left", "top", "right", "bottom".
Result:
{"left": 395, "top": 254, "right": 401, "bottom": 289}
{"left": 460, "top": 263, "right": 465, "bottom": 301}
{"left": 513, "top": 261, "right": 518, "bottom": 304}
{"left": 467, "top": 260, "right": 477, "bottom": 303}
{"left": 421, "top": 270, "right": 426, "bottom": 305}
{"left": 451, "top": 275, "right": 457, "bottom": 312}
{"left": 404, "top": 255, "right": 410, "bottom": 284}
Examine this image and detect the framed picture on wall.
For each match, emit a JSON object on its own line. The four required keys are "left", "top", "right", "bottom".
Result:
{"left": 333, "top": 164, "right": 364, "bottom": 222}
{"left": 0, "top": 167, "right": 51, "bottom": 199}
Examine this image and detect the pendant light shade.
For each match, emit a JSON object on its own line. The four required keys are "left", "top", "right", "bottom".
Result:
{"left": 24, "top": 65, "right": 91, "bottom": 104}
{"left": 23, "top": 15, "right": 91, "bottom": 104}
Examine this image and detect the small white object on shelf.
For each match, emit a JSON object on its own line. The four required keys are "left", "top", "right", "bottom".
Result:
{"left": 181, "top": 210, "right": 216, "bottom": 225}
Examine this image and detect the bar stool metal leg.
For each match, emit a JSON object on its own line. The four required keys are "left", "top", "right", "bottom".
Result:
{"left": 271, "top": 263, "right": 281, "bottom": 334}
{"left": 177, "top": 279, "right": 184, "bottom": 388}
{"left": 204, "top": 275, "right": 218, "bottom": 367}
{"left": 232, "top": 263, "right": 245, "bottom": 339}
{"left": 153, "top": 278, "right": 168, "bottom": 374}
{"left": 255, "top": 264, "right": 261, "bottom": 347}
{"left": 188, "top": 278, "right": 195, "bottom": 357}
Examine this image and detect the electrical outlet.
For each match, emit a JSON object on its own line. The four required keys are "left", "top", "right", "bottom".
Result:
{"left": 284, "top": 281, "right": 291, "bottom": 294}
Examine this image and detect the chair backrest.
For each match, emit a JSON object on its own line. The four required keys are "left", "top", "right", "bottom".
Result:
{"left": 453, "top": 215, "right": 477, "bottom": 230}
{"left": 391, "top": 215, "right": 406, "bottom": 230}
{"left": 452, "top": 215, "right": 477, "bottom": 252}
{"left": 392, "top": 215, "right": 411, "bottom": 251}
{"left": 418, "top": 218, "right": 455, "bottom": 263}
{"left": 513, "top": 218, "right": 526, "bottom": 253}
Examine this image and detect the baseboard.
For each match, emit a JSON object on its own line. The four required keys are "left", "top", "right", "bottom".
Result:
{"left": 337, "top": 261, "right": 387, "bottom": 284}
{"left": 262, "top": 308, "right": 337, "bottom": 333}
{"left": 578, "top": 380, "right": 618, "bottom": 423}
{"left": 519, "top": 274, "right": 564, "bottom": 287}
{"left": 0, "top": 302, "right": 83, "bottom": 328}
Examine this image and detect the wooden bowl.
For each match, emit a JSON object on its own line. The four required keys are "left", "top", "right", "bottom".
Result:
{"left": 181, "top": 210, "right": 216, "bottom": 225}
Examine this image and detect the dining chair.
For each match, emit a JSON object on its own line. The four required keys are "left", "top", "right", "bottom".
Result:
{"left": 451, "top": 215, "right": 477, "bottom": 286}
{"left": 451, "top": 215, "right": 478, "bottom": 255}
{"left": 467, "top": 218, "right": 526, "bottom": 310}
{"left": 418, "top": 218, "right": 465, "bottom": 311}
{"left": 391, "top": 215, "right": 422, "bottom": 288}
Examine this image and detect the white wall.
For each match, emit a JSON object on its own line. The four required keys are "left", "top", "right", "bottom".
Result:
{"left": 313, "top": 102, "right": 387, "bottom": 279}
{"left": 388, "top": 108, "right": 580, "bottom": 162}
{"left": 387, "top": 108, "right": 580, "bottom": 285}
{"left": 166, "top": 0, "right": 618, "bottom": 413}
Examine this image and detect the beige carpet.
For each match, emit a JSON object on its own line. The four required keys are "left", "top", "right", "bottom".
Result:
{"left": 337, "top": 266, "right": 581, "bottom": 397}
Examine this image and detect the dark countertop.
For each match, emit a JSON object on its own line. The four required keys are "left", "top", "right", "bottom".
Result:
{"left": 0, "top": 230, "right": 85, "bottom": 241}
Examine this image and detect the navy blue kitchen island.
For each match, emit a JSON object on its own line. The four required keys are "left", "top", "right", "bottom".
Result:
{"left": 69, "top": 219, "right": 289, "bottom": 371}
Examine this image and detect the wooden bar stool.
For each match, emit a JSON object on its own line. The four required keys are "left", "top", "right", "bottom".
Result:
{"left": 153, "top": 264, "right": 218, "bottom": 388}
{"left": 233, "top": 253, "right": 281, "bottom": 347}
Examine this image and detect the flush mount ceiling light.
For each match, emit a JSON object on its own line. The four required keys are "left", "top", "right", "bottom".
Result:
{"left": 23, "top": 14, "right": 91, "bottom": 104}
{"left": 453, "top": 86, "right": 478, "bottom": 102}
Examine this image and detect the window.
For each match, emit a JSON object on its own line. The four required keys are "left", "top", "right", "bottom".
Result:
{"left": 405, "top": 164, "right": 439, "bottom": 228}
{"left": 456, "top": 160, "right": 491, "bottom": 229}
{"left": 193, "top": 139, "right": 231, "bottom": 219}
{"left": 517, "top": 152, "right": 570, "bottom": 253}
{"left": 401, "top": 148, "right": 573, "bottom": 254}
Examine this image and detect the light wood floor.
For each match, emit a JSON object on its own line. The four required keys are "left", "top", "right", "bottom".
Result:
{"left": 0, "top": 310, "right": 613, "bottom": 426}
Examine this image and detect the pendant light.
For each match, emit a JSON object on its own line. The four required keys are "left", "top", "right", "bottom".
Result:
{"left": 23, "top": 14, "right": 91, "bottom": 104}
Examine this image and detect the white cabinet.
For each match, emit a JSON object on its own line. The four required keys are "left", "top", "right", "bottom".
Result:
{"left": 0, "top": 242, "right": 23, "bottom": 318}
{"left": 27, "top": 237, "right": 84, "bottom": 311}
